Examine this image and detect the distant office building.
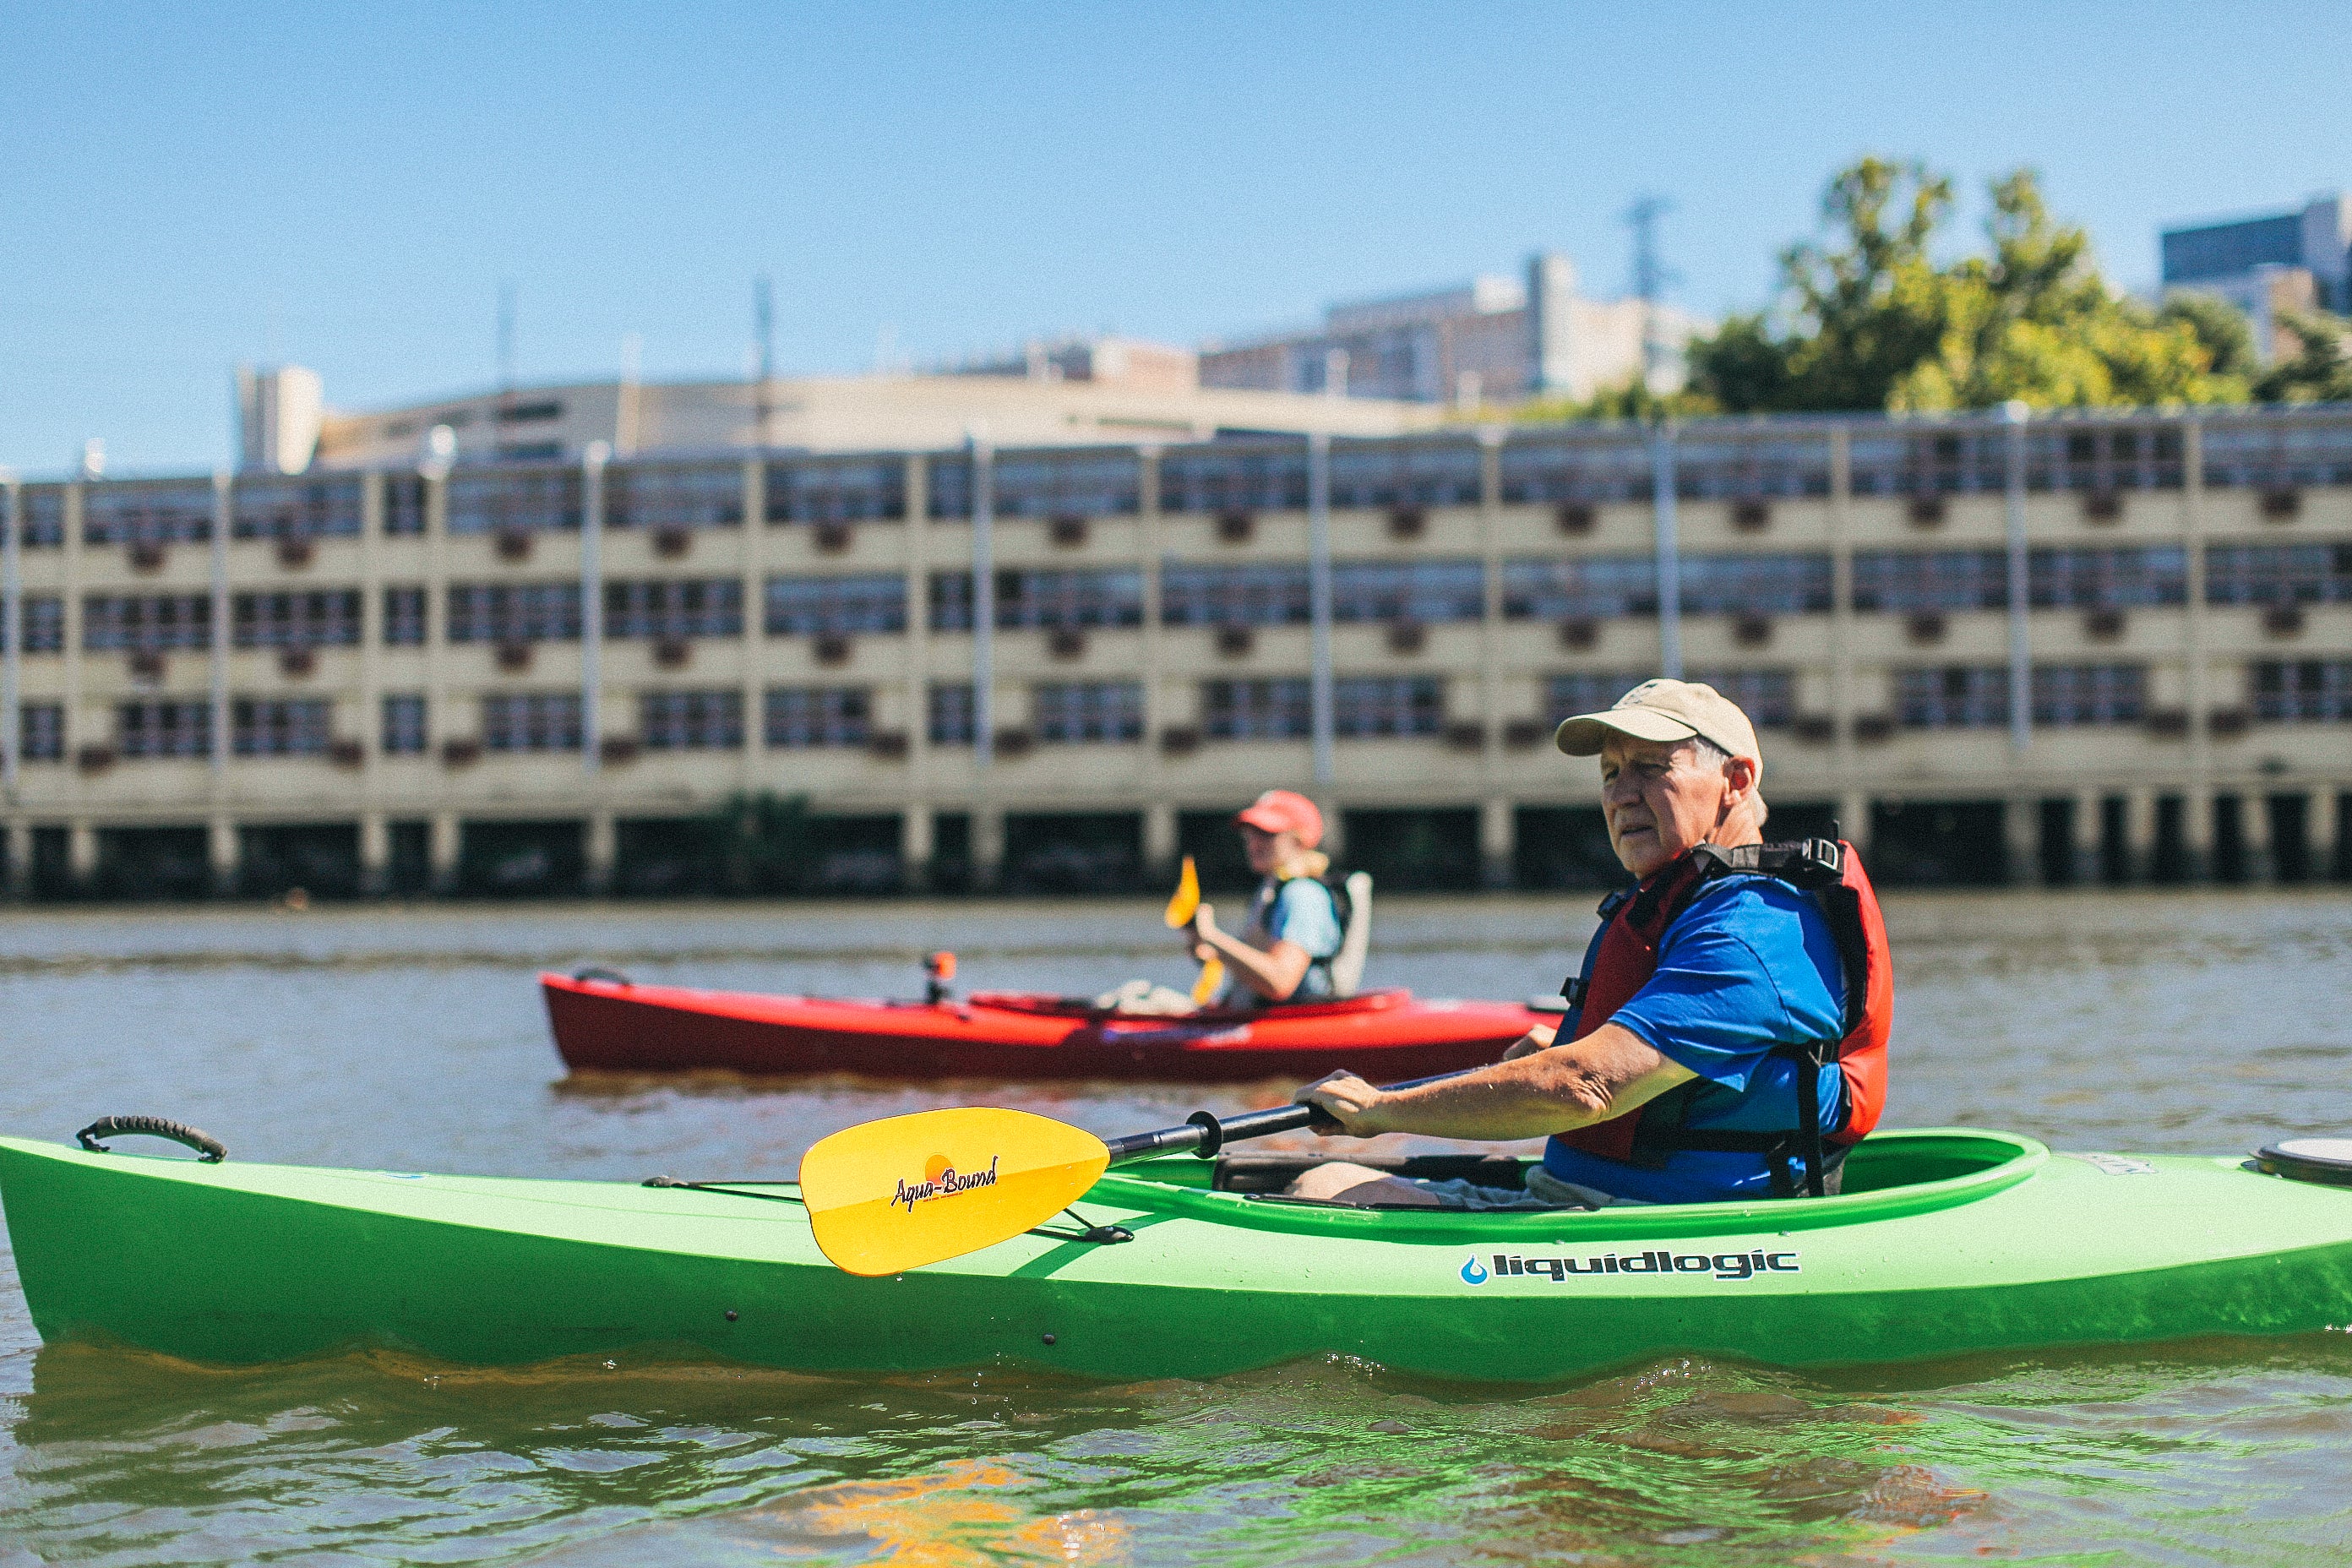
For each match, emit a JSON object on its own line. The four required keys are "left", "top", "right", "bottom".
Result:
{"left": 237, "top": 366, "right": 324, "bottom": 475}
{"left": 291, "top": 358, "right": 1440, "bottom": 474}
{"left": 1198, "top": 251, "right": 1706, "bottom": 407}
{"left": 941, "top": 335, "right": 1200, "bottom": 395}
{"left": 2161, "top": 194, "right": 2351, "bottom": 359}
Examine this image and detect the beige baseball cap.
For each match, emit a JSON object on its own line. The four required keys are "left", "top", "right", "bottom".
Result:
{"left": 1553, "top": 678, "right": 1762, "bottom": 762}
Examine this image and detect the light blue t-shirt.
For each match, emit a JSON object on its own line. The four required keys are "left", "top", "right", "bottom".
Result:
{"left": 1241, "top": 876, "right": 1344, "bottom": 1001}
{"left": 1544, "top": 876, "right": 1848, "bottom": 1202}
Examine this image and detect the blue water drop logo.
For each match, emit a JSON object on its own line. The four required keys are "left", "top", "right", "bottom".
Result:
{"left": 1460, "top": 1255, "right": 1489, "bottom": 1285}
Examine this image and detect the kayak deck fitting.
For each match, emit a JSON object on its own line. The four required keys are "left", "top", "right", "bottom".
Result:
{"left": 6, "top": 1129, "right": 2352, "bottom": 1383}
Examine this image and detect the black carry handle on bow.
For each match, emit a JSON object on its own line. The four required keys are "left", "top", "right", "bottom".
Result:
{"left": 75, "top": 1116, "right": 228, "bottom": 1162}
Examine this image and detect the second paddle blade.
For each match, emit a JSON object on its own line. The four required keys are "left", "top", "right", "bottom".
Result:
{"left": 1163, "top": 855, "right": 1200, "bottom": 928}
{"left": 800, "top": 1108, "right": 1111, "bottom": 1277}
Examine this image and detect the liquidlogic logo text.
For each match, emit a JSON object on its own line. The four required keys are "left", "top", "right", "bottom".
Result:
{"left": 1462, "top": 1249, "right": 1799, "bottom": 1284}
{"left": 892, "top": 1154, "right": 1000, "bottom": 1214}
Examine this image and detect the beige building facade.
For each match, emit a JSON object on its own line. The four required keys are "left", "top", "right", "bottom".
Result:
{"left": 1199, "top": 253, "right": 1707, "bottom": 406}
{"left": 307, "top": 370, "right": 1442, "bottom": 473}
{"left": 2, "top": 403, "right": 2346, "bottom": 897}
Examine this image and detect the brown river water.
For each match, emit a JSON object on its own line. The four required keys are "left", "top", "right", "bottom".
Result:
{"left": 0, "top": 890, "right": 2349, "bottom": 1565}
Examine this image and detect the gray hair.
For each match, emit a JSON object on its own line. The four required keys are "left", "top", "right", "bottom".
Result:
{"left": 1684, "top": 736, "right": 1729, "bottom": 770}
{"left": 1679, "top": 736, "right": 1767, "bottom": 826}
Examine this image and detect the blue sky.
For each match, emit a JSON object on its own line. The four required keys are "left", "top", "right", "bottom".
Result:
{"left": 8, "top": 1, "right": 2349, "bottom": 475}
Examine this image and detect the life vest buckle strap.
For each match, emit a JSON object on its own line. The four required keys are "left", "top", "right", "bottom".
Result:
{"left": 1794, "top": 1052, "right": 1827, "bottom": 1198}
{"left": 1620, "top": 1125, "right": 1849, "bottom": 1196}
{"left": 1631, "top": 1127, "right": 1802, "bottom": 1155}
{"left": 1694, "top": 838, "right": 1843, "bottom": 889}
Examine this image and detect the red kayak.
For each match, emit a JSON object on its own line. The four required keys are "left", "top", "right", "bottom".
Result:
{"left": 541, "top": 971, "right": 1550, "bottom": 1082}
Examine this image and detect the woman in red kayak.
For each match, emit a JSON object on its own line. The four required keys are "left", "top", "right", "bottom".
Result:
{"left": 1184, "top": 790, "right": 1346, "bottom": 1007}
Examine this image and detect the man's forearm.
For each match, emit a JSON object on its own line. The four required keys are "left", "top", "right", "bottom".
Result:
{"left": 1356, "top": 1027, "right": 1694, "bottom": 1140}
{"left": 1364, "top": 1058, "right": 1614, "bottom": 1140}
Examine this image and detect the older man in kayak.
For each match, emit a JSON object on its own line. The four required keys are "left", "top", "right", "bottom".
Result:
{"left": 1290, "top": 678, "right": 1889, "bottom": 1207}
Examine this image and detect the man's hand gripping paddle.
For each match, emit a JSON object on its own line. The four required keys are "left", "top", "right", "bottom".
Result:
{"left": 1162, "top": 855, "right": 1225, "bottom": 1005}
{"left": 798, "top": 1071, "right": 1464, "bottom": 1276}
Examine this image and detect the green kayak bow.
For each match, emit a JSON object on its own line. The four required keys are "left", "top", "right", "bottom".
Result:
{"left": 4, "top": 1129, "right": 2351, "bottom": 1383}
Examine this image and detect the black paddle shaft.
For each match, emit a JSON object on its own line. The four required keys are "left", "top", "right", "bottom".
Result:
{"left": 1102, "top": 1071, "right": 1467, "bottom": 1164}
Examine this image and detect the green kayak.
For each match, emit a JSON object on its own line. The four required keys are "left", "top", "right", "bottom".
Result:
{"left": 5, "top": 1128, "right": 2352, "bottom": 1383}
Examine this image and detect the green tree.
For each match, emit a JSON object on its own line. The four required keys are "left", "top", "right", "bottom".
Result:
{"left": 1887, "top": 172, "right": 2239, "bottom": 411}
{"left": 2254, "top": 309, "right": 2352, "bottom": 403}
{"left": 1680, "top": 157, "right": 1952, "bottom": 412}
{"left": 1775, "top": 157, "right": 1955, "bottom": 411}
{"left": 1685, "top": 158, "right": 2249, "bottom": 415}
{"left": 1677, "top": 313, "right": 1788, "bottom": 414}
{"left": 2157, "top": 291, "right": 2260, "bottom": 383}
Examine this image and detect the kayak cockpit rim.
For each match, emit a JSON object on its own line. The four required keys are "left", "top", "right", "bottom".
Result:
{"left": 1078, "top": 1128, "right": 2050, "bottom": 1243}
{"left": 956, "top": 987, "right": 1417, "bottom": 1021}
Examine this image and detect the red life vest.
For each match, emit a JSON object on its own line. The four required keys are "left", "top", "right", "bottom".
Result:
{"left": 1548, "top": 837, "right": 1892, "bottom": 1197}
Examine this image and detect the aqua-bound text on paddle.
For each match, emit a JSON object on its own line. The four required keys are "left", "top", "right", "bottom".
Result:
{"left": 892, "top": 1156, "right": 1001, "bottom": 1214}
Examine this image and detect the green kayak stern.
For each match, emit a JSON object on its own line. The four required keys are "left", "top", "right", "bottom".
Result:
{"left": 4, "top": 1129, "right": 2351, "bottom": 1382}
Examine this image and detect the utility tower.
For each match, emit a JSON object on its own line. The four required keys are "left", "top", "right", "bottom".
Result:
{"left": 754, "top": 275, "right": 775, "bottom": 448}
{"left": 1624, "top": 195, "right": 1679, "bottom": 392}
{"left": 496, "top": 280, "right": 518, "bottom": 437}
{"left": 497, "top": 282, "right": 517, "bottom": 396}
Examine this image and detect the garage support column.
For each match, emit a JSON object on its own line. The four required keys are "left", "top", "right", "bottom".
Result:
{"left": 67, "top": 820, "right": 96, "bottom": 890}
{"left": 585, "top": 809, "right": 617, "bottom": 894}
{"left": 359, "top": 813, "right": 390, "bottom": 896}
{"left": 972, "top": 805, "right": 1004, "bottom": 894}
{"left": 2180, "top": 787, "right": 2214, "bottom": 883}
{"left": 6, "top": 821, "right": 30, "bottom": 899}
{"left": 2073, "top": 788, "right": 2105, "bottom": 885}
{"left": 2311, "top": 787, "right": 2342, "bottom": 882}
{"left": 901, "top": 803, "right": 935, "bottom": 891}
{"left": 1837, "top": 792, "right": 1870, "bottom": 857}
{"left": 1143, "top": 802, "right": 1177, "bottom": 885}
{"left": 1478, "top": 797, "right": 1513, "bottom": 890}
{"left": 2237, "top": 791, "right": 2273, "bottom": 885}
{"left": 2003, "top": 793, "right": 2039, "bottom": 887}
{"left": 429, "top": 811, "right": 460, "bottom": 894}
{"left": 2122, "top": 788, "right": 2158, "bottom": 883}
{"left": 207, "top": 814, "right": 238, "bottom": 898}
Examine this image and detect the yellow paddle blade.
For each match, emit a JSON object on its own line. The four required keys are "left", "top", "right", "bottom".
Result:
{"left": 1163, "top": 855, "right": 1200, "bottom": 928}
{"left": 1190, "top": 956, "right": 1226, "bottom": 1006}
{"left": 799, "top": 1108, "right": 1111, "bottom": 1277}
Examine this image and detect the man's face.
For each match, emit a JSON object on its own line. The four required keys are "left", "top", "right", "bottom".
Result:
{"left": 1598, "top": 732, "right": 1732, "bottom": 879}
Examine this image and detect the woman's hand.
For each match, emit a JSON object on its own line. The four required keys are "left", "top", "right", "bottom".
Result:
{"left": 1293, "top": 1070, "right": 1391, "bottom": 1136}
{"left": 1186, "top": 903, "right": 1222, "bottom": 963}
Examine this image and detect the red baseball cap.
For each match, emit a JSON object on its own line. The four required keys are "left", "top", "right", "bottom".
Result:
{"left": 1235, "top": 789, "right": 1324, "bottom": 847}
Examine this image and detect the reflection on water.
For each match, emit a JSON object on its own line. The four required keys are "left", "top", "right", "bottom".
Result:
{"left": 1, "top": 888, "right": 2349, "bottom": 1565}
{"left": 13, "top": 1337, "right": 2352, "bottom": 1566}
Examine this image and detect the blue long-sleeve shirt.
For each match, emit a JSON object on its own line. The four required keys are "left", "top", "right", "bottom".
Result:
{"left": 1543, "top": 875, "right": 1848, "bottom": 1202}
